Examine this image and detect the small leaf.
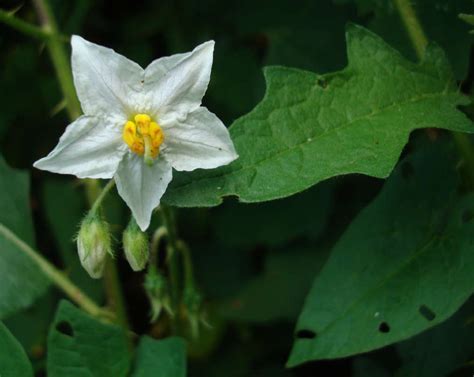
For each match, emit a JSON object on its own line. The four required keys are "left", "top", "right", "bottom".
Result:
{"left": 0, "top": 156, "right": 49, "bottom": 319}
{"left": 164, "top": 25, "right": 472, "bottom": 207}
{"left": 131, "top": 336, "right": 186, "bottom": 377}
{"left": 0, "top": 321, "right": 33, "bottom": 377}
{"left": 47, "top": 301, "right": 131, "bottom": 377}
{"left": 287, "top": 141, "right": 474, "bottom": 365}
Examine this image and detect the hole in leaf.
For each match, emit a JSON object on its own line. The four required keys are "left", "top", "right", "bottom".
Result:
{"left": 401, "top": 162, "right": 414, "bottom": 180}
{"left": 419, "top": 305, "right": 436, "bottom": 321}
{"left": 56, "top": 321, "right": 74, "bottom": 337}
{"left": 296, "top": 329, "right": 317, "bottom": 339}
{"left": 378, "top": 322, "right": 390, "bottom": 333}
{"left": 462, "top": 209, "right": 473, "bottom": 223}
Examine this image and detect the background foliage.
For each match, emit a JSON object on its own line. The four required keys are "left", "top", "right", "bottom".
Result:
{"left": 0, "top": 0, "right": 474, "bottom": 376}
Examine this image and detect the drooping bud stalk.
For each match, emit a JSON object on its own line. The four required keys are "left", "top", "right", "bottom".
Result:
{"left": 76, "top": 211, "right": 112, "bottom": 279}
{"left": 144, "top": 267, "right": 173, "bottom": 322}
{"left": 123, "top": 217, "right": 150, "bottom": 271}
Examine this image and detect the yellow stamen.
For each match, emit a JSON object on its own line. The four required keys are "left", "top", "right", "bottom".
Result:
{"left": 122, "top": 114, "right": 164, "bottom": 161}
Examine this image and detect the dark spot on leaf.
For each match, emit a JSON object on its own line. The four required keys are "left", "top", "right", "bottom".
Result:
{"left": 401, "top": 162, "right": 414, "bottom": 180}
{"left": 462, "top": 209, "right": 473, "bottom": 223}
{"left": 378, "top": 322, "right": 390, "bottom": 333}
{"left": 56, "top": 321, "right": 74, "bottom": 337}
{"left": 316, "top": 78, "right": 328, "bottom": 88}
{"left": 140, "top": 79, "right": 144, "bottom": 84}
{"left": 419, "top": 305, "right": 436, "bottom": 321}
{"left": 296, "top": 329, "right": 317, "bottom": 339}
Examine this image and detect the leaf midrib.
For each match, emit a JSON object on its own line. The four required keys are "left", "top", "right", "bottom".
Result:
{"left": 170, "top": 89, "right": 456, "bottom": 195}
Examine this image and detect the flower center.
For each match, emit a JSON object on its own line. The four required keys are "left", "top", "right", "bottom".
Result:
{"left": 123, "top": 114, "right": 164, "bottom": 165}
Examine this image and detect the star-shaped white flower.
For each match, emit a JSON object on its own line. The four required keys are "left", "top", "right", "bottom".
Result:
{"left": 34, "top": 36, "right": 238, "bottom": 230}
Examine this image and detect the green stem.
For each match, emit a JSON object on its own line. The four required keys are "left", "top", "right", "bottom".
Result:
{"left": 30, "top": 0, "right": 131, "bottom": 332}
{"left": 394, "top": 0, "right": 474, "bottom": 188}
{"left": 0, "top": 8, "right": 67, "bottom": 42}
{"left": 393, "top": 0, "right": 428, "bottom": 60}
{"left": 32, "top": 0, "right": 81, "bottom": 120}
{"left": 177, "top": 240, "right": 194, "bottom": 287}
{"left": 0, "top": 223, "right": 111, "bottom": 320}
{"left": 87, "top": 180, "right": 130, "bottom": 330}
{"left": 103, "top": 256, "right": 130, "bottom": 329}
{"left": 150, "top": 226, "right": 167, "bottom": 268}
{"left": 90, "top": 180, "right": 116, "bottom": 214}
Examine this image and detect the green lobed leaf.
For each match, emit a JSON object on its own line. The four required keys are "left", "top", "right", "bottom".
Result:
{"left": 0, "top": 321, "right": 33, "bottom": 377}
{"left": 131, "top": 336, "right": 186, "bottom": 377}
{"left": 47, "top": 300, "right": 131, "bottom": 377}
{"left": 287, "top": 141, "right": 474, "bottom": 365}
{"left": 164, "top": 25, "right": 472, "bottom": 207}
{"left": 0, "top": 156, "right": 49, "bottom": 319}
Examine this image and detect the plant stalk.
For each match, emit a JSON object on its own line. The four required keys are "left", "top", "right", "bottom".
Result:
{"left": 32, "top": 0, "right": 81, "bottom": 120}
{"left": 0, "top": 8, "right": 67, "bottom": 42}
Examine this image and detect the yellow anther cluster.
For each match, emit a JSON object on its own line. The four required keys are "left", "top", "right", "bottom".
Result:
{"left": 123, "top": 114, "right": 164, "bottom": 161}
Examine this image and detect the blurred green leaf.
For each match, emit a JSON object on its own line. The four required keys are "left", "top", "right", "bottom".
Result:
{"left": 164, "top": 25, "right": 472, "bottom": 207}
{"left": 0, "top": 156, "right": 49, "bottom": 319}
{"left": 221, "top": 248, "right": 329, "bottom": 323}
{"left": 394, "top": 298, "right": 474, "bottom": 377}
{"left": 212, "top": 183, "right": 333, "bottom": 249}
{"left": 131, "top": 336, "right": 186, "bottom": 377}
{"left": 344, "top": 0, "right": 474, "bottom": 79}
{"left": 288, "top": 141, "right": 474, "bottom": 365}
{"left": 47, "top": 300, "right": 131, "bottom": 377}
{"left": 4, "top": 293, "right": 55, "bottom": 363}
{"left": 0, "top": 321, "right": 33, "bottom": 377}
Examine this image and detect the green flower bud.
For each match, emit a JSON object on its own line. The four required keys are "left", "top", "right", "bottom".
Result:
{"left": 144, "top": 268, "right": 173, "bottom": 322}
{"left": 77, "top": 212, "right": 112, "bottom": 279}
{"left": 123, "top": 217, "right": 149, "bottom": 271}
{"left": 183, "top": 285, "right": 204, "bottom": 338}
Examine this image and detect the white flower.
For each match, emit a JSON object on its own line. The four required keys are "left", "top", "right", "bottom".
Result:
{"left": 34, "top": 36, "right": 238, "bottom": 230}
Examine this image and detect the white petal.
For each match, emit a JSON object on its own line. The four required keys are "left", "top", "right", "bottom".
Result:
{"left": 161, "top": 107, "right": 238, "bottom": 171}
{"left": 34, "top": 116, "right": 126, "bottom": 179}
{"left": 71, "top": 35, "right": 143, "bottom": 117}
{"left": 115, "top": 154, "right": 172, "bottom": 231}
{"left": 144, "top": 41, "right": 214, "bottom": 122}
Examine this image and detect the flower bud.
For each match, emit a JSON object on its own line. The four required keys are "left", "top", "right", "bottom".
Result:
{"left": 144, "top": 268, "right": 173, "bottom": 321}
{"left": 123, "top": 217, "right": 150, "bottom": 271}
{"left": 183, "top": 285, "right": 204, "bottom": 338}
{"left": 77, "top": 212, "right": 112, "bottom": 279}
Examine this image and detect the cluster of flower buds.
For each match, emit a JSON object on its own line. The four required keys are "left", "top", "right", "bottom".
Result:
{"left": 77, "top": 209, "right": 152, "bottom": 278}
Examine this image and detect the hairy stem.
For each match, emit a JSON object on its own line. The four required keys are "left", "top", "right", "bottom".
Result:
{"left": 394, "top": 0, "right": 474, "bottom": 188}
{"left": 0, "top": 223, "right": 111, "bottom": 320}
{"left": 32, "top": 0, "right": 81, "bottom": 120}
{"left": 90, "top": 179, "right": 116, "bottom": 214}
{"left": 0, "top": 8, "right": 67, "bottom": 42}
{"left": 88, "top": 180, "right": 130, "bottom": 330}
